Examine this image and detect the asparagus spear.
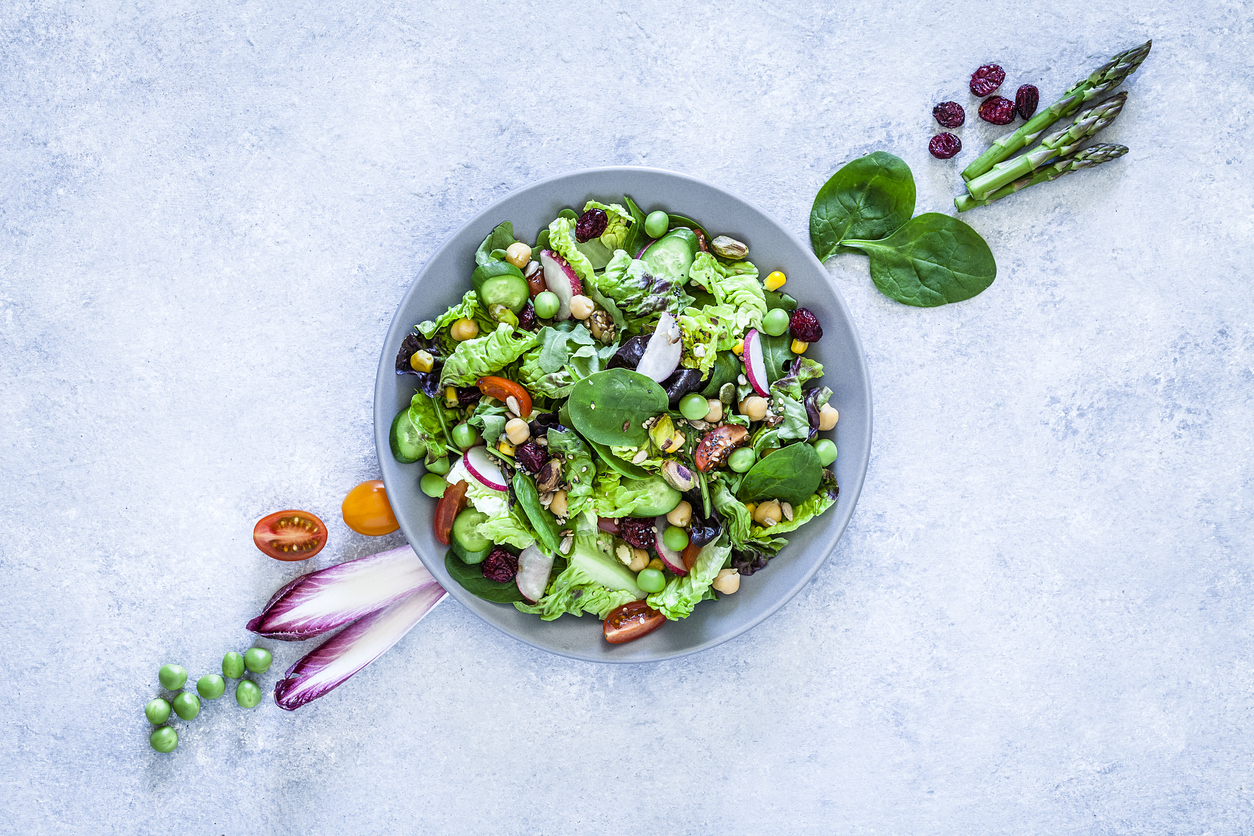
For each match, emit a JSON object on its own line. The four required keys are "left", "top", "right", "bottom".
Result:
{"left": 955, "top": 144, "right": 1130, "bottom": 212}
{"left": 961, "top": 40, "right": 1151, "bottom": 182}
{"left": 964, "top": 92, "right": 1127, "bottom": 200}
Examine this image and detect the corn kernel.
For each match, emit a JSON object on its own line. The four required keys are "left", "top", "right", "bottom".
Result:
{"left": 444, "top": 386, "right": 459, "bottom": 407}
{"left": 744, "top": 502, "right": 757, "bottom": 517}
{"left": 791, "top": 339, "right": 809, "bottom": 355}
{"left": 497, "top": 439, "right": 515, "bottom": 456}
{"left": 731, "top": 341, "right": 744, "bottom": 356}
{"left": 647, "top": 558, "right": 664, "bottom": 572}
{"left": 764, "top": 271, "right": 787, "bottom": 291}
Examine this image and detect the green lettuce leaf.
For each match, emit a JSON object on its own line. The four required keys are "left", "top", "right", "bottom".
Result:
{"left": 771, "top": 356, "right": 825, "bottom": 401}
{"left": 476, "top": 221, "right": 517, "bottom": 266}
{"left": 647, "top": 535, "right": 731, "bottom": 620}
{"left": 709, "top": 476, "right": 785, "bottom": 555}
{"left": 547, "top": 426, "right": 596, "bottom": 521}
{"left": 748, "top": 468, "right": 839, "bottom": 539}
{"left": 583, "top": 200, "right": 633, "bottom": 251}
{"left": 516, "top": 322, "right": 615, "bottom": 398}
{"left": 593, "top": 250, "right": 693, "bottom": 335}
{"left": 676, "top": 310, "right": 721, "bottom": 376}
{"left": 478, "top": 504, "right": 538, "bottom": 550}
{"left": 439, "top": 322, "right": 539, "bottom": 387}
{"left": 407, "top": 391, "right": 458, "bottom": 464}
{"left": 514, "top": 512, "right": 642, "bottom": 620}
{"left": 468, "top": 399, "right": 510, "bottom": 447}
{"left": 547, "top": 216, "right": 596, "bottom": 286}
{"left": 687, "top": 252, "right": 766, "bottom": 335}
{"left": 770, "top": 392, "right": 811, "bottom": 442}
{"left": 416, "top": 290, "right": 496, "bottom": 347}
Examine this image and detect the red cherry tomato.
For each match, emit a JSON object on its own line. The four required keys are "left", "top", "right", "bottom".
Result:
{"left": 342, "top": 480, "right": 399, "bottom": 536}
{"left": 434, "top": 480, "right": 468, "bottom": 546}
{"left": 476, "top": 376, "right": 532, "bottom": 418}
{"left": 603, "top": 600, "right": 666, "bottom": 644}
{"left": 253, "top": 510, "right": 327, "bottom": 561}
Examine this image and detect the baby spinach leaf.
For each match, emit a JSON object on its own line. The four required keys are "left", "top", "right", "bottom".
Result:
{"left": 621, "top": 195, "right": 647, "bottom": 257}
{"left": 567, "top": 368, "right": 668, "bottom": 447}
{"left": 737, "top": 442, "right": 823, "bottom": 506}
{"left": 475, "top": 222, "right": 517, "bottom": 267}
{"left": 512, "top": 471, "right": 562, "bottom": 555}
{"left": 843, "top": 213, "right": 997, "bottom": 307}
{"left": 444, "top": 550, "right": 525, "bottom": 603}
{"left": 759, "top": 334, "right": 793, "bottom": 384}
{"left": 809, "top": 152, "right": 916, "bottom": 261}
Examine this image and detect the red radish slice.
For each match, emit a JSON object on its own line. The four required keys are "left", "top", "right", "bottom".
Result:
{"left": 654, "top": 516, "right": 689, "bottom": 577}
{"left": 743, "top": 329, "right": 769, "bottom": 396}
{"left": 464, "top": 446, "right": 508, "bottom": 492}
{"left": 635, "top": 313, "right": 683, "bottom": 383}
{"left": 540, "top": 249, "right": 582, "bottom": 321}
{"left": 515, "top": 545, "right": 555, "bottom": 604}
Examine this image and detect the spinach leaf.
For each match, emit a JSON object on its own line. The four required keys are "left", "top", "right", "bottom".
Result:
{"left": 567, "top": 368, "right": 668, "bottom": 447}
{"left": 759, "top": 334, "right": 793, "bottom": 385}
{"left": 444, "top": 550, "right": 525, "bottom": 603}
{"left": 475, "top": 222, "right": 517, "bottom": 267}
{"left": 809, "top": 152, "right": 916, "bottom": 261}
{"left": 764, "top": 290, "right": 797, "bottom": 312}
{"left": 621, "top": 195, "right": 647, "bottom": 257}
{"left": 843, "top": 213, "right": 997, "bottom": 307}
{"left": 700, "top": 350, "right": 741, "bottom": 398}
{"left": 737, "top": 442, "right": 823, "bottom": 505}
{"left": 589, "top": 435, "right": 653, "bottom": 480}
{"left": 512, "top": 471, "right": 563, "bottom": 555}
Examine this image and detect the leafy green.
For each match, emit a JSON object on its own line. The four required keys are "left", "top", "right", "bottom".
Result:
{"left": 512, "top": 470, "right": 563, "bottom": 556}
{"left": 687, "top": 253, "right": 765, "bottom": 335}
{"left": 516, "top": 321, "right": 614, "bottom": 398}
{"left": 547, "top": 426, "right": 596, "bottom": 520}
{"left": 477, "top": 504, "right": 537, "bottom": 550}
{"left": 593, "top": 250, "right": 692, "bottom": 333}
{"left": 547, "top": 216, "right": 596, "bottom": 286}
{"left": 700, "top": 350, "right": 741, "bottom": 398}
{"left": 589, "top": 470, "right": 674, "bottom": 518}
{"left": 647, "top": 535, "right": 731, "bottom": 620}
{"left": 710, "top": 477, "right": 784, "bottom": 555}
{"left": 737, "top": 442, "right": 823, "bottom": 505}
{"left": 444, "top": 550, "right": 525, "bottom": 604}
{"left": 468, "top": 399, "right": 509, "bottom": 447}
{"left": 809, "top": 151, "right": 916, "bottom": 261}
{"left": 759, "top": 334, "right": 793, "bottom": 385}
{"left": 771, "top": 357, "right": 824, "bottom": 400}
{"left": 416, "top": 290, "right": 495, "bottom": 345}
{"left": 620, "top": 195, "right": 647, "bottom": 257}
{"left": 770, "top": 392, "right": 811, "bottom": 442}
{"left": 475, "top": 221, "right": 517, "bottom": 266}
{"left": 439, "top": 323, "right": 539, "bottom": 387}
{"left": 748, "top": 469, "right": 839, "bottom": 539}
{"left": 567, "top": 369, "right": 668, "bottom": 447}
{"left": 407, "top": 391, "right": 458, "bottom": 463}
{"left": 514, "top": 513, "right": 644, "bottom": 620}
{"left": 676, "top": 309, "right": 725, "bottom": 376}
{"left": 843, "top": 213, "right": 997, "bottom": 307}
{"left": 583, "top": 200, "right": 633, "bottom": 251}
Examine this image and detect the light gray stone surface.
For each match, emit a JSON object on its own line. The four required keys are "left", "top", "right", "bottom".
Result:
{"left": 2, "top": 1, "right": 1251, "bottom": 833}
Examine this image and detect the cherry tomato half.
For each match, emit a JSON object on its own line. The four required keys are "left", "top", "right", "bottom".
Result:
{"left": 476, "top": 376, "right": 532, "bottom": 418}
{"left": 253, "top": 510, "right": 327, "bottom": 561}
{"left": 434, "top": 480, "right": 468, "bottom": 546}
{"left": 342, "top": 480, "right": 399, "bottom": 536}
{"left": 603, "top": 600, "right": 666, "bottom": 644}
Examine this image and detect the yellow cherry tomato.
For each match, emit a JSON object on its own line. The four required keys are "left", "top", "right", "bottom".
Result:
{"left": 341, "top": 480, "right": 399, "bottom": 536}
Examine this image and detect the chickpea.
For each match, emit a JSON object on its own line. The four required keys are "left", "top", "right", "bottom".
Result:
{"left": 628, "top": 549, "right": 650, "bottom": 573}
{"left": 569, "top": 294, "right": 595, "bottom": 320}
{"left": 712, "top": 568, "right": 741, "bottom": 594}
{"left": 549, "top": 490, "right": 568, "bottom": 518}
{"left": 739, "top": 396, "right": 769, "bottom": 422}
{"left": 753, "top": 500, "right": 782, "bottom": 527}
{"left": 818, "top": 404, "right": 839, "bottom": 431}
{"left": 504, "top": 418, "right": 531, "bottom": 445}
{"left": 705, "top": 399, "right": 723, "bottom": 423}
{"left": 450, "top": 317, "right": 479, "bottom": 342}
{"left": 667, "top": 500, "right": 693, "bottom": 528}
{"left": 505, "top": 242, "right": 532, "bottom": 269}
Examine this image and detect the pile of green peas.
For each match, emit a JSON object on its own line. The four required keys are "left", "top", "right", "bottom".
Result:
{"left": 419, "top": 452, "right": 452, "bottom": 499}
{"left": 145, "top": 647, "right": 273, "bottom": 753}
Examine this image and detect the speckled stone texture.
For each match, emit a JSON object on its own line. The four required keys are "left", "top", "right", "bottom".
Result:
{"left": 2, "top": 1, "right": 1251, "bottom": 833}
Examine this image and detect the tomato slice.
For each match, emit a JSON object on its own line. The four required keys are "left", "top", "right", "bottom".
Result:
{"left": 434, "top": 480, "right": 468, "bottom": 546}
{"left": 476, "top": 376, "right": 532, "bottom": 418}
{"left": 341, "top": 480, "right": 399, "bottom": 536}
{"left": 253, "top": 510, "right": 328, "bottom": 561}
{"left": 603, "top": 600, "right": 666, "bottom": 644}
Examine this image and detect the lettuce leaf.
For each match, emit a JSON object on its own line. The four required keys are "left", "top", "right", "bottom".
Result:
{"left": 583, "top": 200, "right": 633, "bottom": 251}
{"left": 647, "top": 535, "right": 731, "bottom": 620}
{"left": 439, "top": 323, "right": 539, "bottom": 387}
{"left": 709, "top": 476, "right": 785, "bottom": 555}
{"left": 478, "top": 504, "right": 538, "bottom": 550}
{"left": 593, "top": 250, "right": 693, "bottom": 335}
{"left": 416, "top": 290, "right": 496, "bottom": 348}
{"left": 547, "top": 426, "right": 596, "bottom": 521}
{"left": 516, "top": 323, "right": 615, "bottom": 399}
{"left": 770, "top": 392, "right": 812, "bottom": 442}
{"left": 748, "top": 468, "right": 839, "bottom": 539}
{"left": 468, "top": 399, "right": 510, "bottom": 447}
{"left": 513, "top": 513, "right": 642, "bottom": 620}
{"left": 407, "top": 391, "right": 457, "bottom": 464}
{"left": 547, "top": 216, "right": 596, "bottom": 286}
{"left": 687, "top": 253, "right": 766, "bottom": 335}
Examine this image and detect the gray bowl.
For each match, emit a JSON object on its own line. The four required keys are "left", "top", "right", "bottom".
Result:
{"left": 375, "top": 167, "right": 872, "bottom": 662}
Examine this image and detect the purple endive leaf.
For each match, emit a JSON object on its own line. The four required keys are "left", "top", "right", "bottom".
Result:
{"left": 248, "top": 545, "right": 435, "bottom": 641}
{"left": 273, "top": 582, "right": 446, "bottom": 710}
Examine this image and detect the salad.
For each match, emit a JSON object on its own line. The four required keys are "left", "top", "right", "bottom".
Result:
{"left": 391, "top": 197, "right": 840, "bottom": 644}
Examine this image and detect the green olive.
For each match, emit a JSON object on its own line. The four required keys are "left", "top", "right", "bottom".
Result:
{"left": 644, "top": 210, "right": 669, "bottom": 239}
{"left": 763, "top": 308, "right": 790, "bottom": 337}
{"left": 426, "top": 456, "right": 451, "bottom": 476}
{"left": 678, "top": 393, "right": 709, "bottom": 421}
{"left": 728, "top": 447, "right": 756, "bottom": 473}
{"left": 450, "top": 423, "right": 480, "bottom": 450}
{"left": 244, "top": 647, "right": 273, "bottom": 673}
{"left": 236, "top": 680, "right": 263, "bottom": 709}
{"left": 158, "top": 664, "right": 187, "bottom": 690}
{"left": 533, "top": 291, "right": 560, "bottom": 320}
{"left": 813, "top": 439, "right": 838, "bottom": 466}
{"left": 149, "top": 726, "right": 178, "bottom": 753}
{"left": 420, "top": 473, "right": 447, "bottom": 498}
{"left": 196, "top": 674, "right": 226, "bottom": 700}
{"left": 222, "top": 651, "right": 245, "bottom": 679}
{"left": 172, "top": 692, "right": 200, "bottom": 721}
{"left": 636, "top": 567, "right": 666, "bottom": 593}
{"left": 144, "top": 698, "right": 172, "bottom": 725}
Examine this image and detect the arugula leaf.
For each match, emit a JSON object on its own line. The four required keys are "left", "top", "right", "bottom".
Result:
{"left": 444, "top": 550, "right": 525, "bottom": 603}
{"left": 809, "top": 151, "right": 916, "bottom": 261}
{"left": 737, "top": 442, "right": 823, "bottom": 505}
{"left": 567, "top": 369, "right": 668, "bottom": 447}
{"left": 843, "top": 213, "right": 997, "bottom": 307}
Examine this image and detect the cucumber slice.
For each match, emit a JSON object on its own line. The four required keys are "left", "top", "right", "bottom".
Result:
{"left": 452, "top": 538, "right": 492, "bottom": 565}
{"left": 640, "top": 228, "right": 698, "bottom": 283}
{"left": 478, "top": 274, "right": 529, "bottom": 312}
{"left": 389, "top": 408, "right": 427, "bottom": 464}
{"left": 451, "top": 508, "right": 492, "bottom": 562}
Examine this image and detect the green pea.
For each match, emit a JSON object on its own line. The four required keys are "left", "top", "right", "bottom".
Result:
{"left": 196, "top": 674, "right": 225, "bottom": 700}
{"left": 236, "top": 680, "right": 262, "bottom": 709}
{"left": 144, "top": 698, "right": 172, "bottom": 725}
{"left": 644, "top": 210, "right": 669, "bottom": 239}
{"left": 172, "top": 692, "right": 200, "bottom": 721}
{"left": 244, "top": 647, "right": 273, "bottom": 674}
{"left": 813, "top": 439, "right": 838, "bottom": 467}
{"left": 222, "top": 651, "right": 245, "bottom": 679}
{"left": 420, "top": 473, "right": 447, "bottom": 498}
{"left": 728, "top": 447, "right": 756, "bottom": 473}
{"left": 533, "top": 291, "right": 560, "bottom": 320}
{"left": 450, "top": 423, "right": 480, "bottom": 450}
{"left": 426, "top": 456, "right": 451, "bottom": 476}
{"left": 763, "top": 308, "right": 791, "bottom": 337}
{"left": 678, "top": 393, "right": 709, "bottom": 421}
{"left": 636, "top": 567, "right": 666, "bottom": 594}
{"left": 662, "top": 525, "right": 689, "bottom": 552}
{"left": 149, "top": 726, "right": 178, "bottom": 753}
{"left": 158, "top": 664, "right": 187, "bottom": 691}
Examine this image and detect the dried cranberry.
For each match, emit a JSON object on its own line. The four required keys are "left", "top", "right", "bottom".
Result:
{"left": 978, "top": 96, "right": 1017, "bottom": 125}
{"left": 517, "top": 300, "right": 538, "bottom": 331}
{"left": 514, "top": 440, "right": 549, "bottom": 474}
{"left": 1015, "top": 84, "right": 1039, "bottom": 120}
{"left": 929, "top": 133, "right": 962, "bottom": 160}
{"left": 575, "top": 208, "right": 608, "bottom": 243}
{"left": 969, "top": 64, "right": 1005, "bottom": 97}
{"left": 619, "top": 518, "right": 655, "bottom": 550}
{"left": 932, "top": 101, "right": 965, "bottom": 128}
{"left": 788, "top": 308, "right": 824, "bottom": 343}
{"left": 481, "top": 547, "right": 518, "bottom": 583}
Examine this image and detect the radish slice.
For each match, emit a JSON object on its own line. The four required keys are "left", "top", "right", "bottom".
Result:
{"left": 635, "top": 313, "right": 683, "bottom": 383}
{"left": 464, "top": 446, "right": 508, "bottom": 492}
{"left": 654, "top": 516, "right": 688, "bottom": 577}
{"left": 743, "top": 329, "right": 769, "bottom": 396}
{"left": 540, "top": 249, "right": 581, "bottom": 320}
{"left": 515, "top": 545, "right": 555, "bottom": 604}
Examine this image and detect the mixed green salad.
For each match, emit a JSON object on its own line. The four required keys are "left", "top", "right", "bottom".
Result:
{"left": 391, "top": 197, "right": 840, "bottom": 643}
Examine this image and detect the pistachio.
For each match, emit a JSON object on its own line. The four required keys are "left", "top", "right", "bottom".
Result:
{"left": 661, "top": 460, "right": 695, "bottom": 492}
{"left": 710, "top": 235, "right": 749, "bottom": 261}
{"left": 536, "top": 459, "right": 563, "bottom": 493}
